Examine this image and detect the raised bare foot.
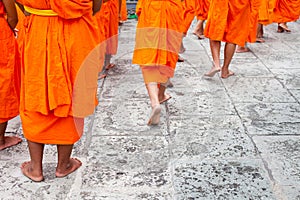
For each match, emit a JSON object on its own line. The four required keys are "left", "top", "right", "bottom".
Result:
{"left": 193, "top": 32, "right": 205, "bottom": 40}
{"left": 98, "top": 73, "right": 107, "bottom": 80}
{"left": 105, "top": 63, "right": 116, "bottom": 70}
{"left": 277, "top": 25, "right": 284, "bottom": 33}
{"left": 159, "top": 94, "right": 172, "bottom": 104}
{"left": 21, "top": 161, "right": 44, "bottom": 182}
{"left": 221, "top": 70, "right": 235, "bottom": 79}
{"left": 204, "top": 66, "right": 221, "bottom": 77}
{"left": 0, "top": 136, "right": 22, "bottom": 150}
{"left": 177, "top": 56, "right": 184, "bottom": 62}
{"left": 55, "top": 158, "right": 82, "bottom": 178}
{"left": 256, "top": 38, "right": 265, "bottom": 43}
{"left": 236, "top": 46, "right": 250, "bottom": 53}
{"left": 147, "top": 105, "right": 161, "bottom": 126}
{"left": 278, "top": 23, "right": 291, "bottom": 32}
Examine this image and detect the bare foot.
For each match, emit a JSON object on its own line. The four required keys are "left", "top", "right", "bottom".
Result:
{"left": 277, "top": 25, "right": 284, "bottom": 33}
{"left": 179, "top": 46, "right": 186, "bottom": 54}
{"left": 167, "top": 80, "right": 174, "bottom": 88}
{"left": 0, "top": 136, "right": 22, "bottom": 150}
{"left": 159, "top": 94, "right": 171, "bottom": 104}
{"left": 98, "top": 73, "right": 107, "bottom": 80}
{"left": 55, "top": 158, "right": 82, "bottom": 178}
{"left": 278, "top": 23, "right": 291, "bottom": 32}
{"left": 177, "top": 56, "right": 184, "bottom": 62}
{"left": 193, "top": 32, "right": 205, "bottom": 40}
{"left": 105, "top": 63, "right": 116, "bottom": 70}
{"left": 147, "top": 105, "right": 161, "bottom": 126}
{"left": 21, "top": 161, "right": 44, "bottom": 182}
{"left": 256, "top": 38, "right": 265, "bottom": 43}
{"left": 204, "top": 67, "right": 221, "bottom": 77}
{"left": 236, "top": 46, "right": 250, "bottom": 53}
{"left": 221, "top": 70, "right": 235, "bottom": 79}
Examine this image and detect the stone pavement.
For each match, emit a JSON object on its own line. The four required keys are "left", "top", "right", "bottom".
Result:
{"left": 1, "top": 19, "right": 300, "bottom": 200}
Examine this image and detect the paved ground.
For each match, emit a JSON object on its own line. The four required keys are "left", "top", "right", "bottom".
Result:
{"left": 1, "top": 19, "right": 300, "bottom": 200}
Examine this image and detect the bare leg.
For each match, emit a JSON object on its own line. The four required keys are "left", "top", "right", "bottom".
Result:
{"left": 104, "top": 54, "right": 115, "bottom": 70}
{"left": 179, "top": 40, "right": 186, "bottom": 54}
{"left": 193, "top": 20, "right": 205, "bottom": 39}
{"left": 221, "top": 42, "right": 236, "bottom": 79}
{"left": 146, "top": 83, "right": 161, "bottom": 125}
{"left": 21, "top": 140, "right": 44, "bottom": 182}
{"left": 158, "top": 80, "right": 171, "bottom": 104}
{"left": 257, "top": 23, "right": 264, "bottom": 38}
{"left": 204, "top": 40, "right": 221, "bottom": 77}
{"left": 55, "top": 144, "right": 82, "bottom": 178}
{"left": 256, "top": 24, "right": 265, "bottom": 43}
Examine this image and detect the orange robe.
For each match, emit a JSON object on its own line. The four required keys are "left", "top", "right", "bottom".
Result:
{"left": 183, "top": 0, "right": 196, "bottom": 34}
{"left": 120, "top": 0, "right": 127, "bottom": 22}
{"left": 95, "top": 1, "right": 110, "bottom": 71}
{"left": 132, "top": 0, "right": 184, "bottom": 83}
{"left": 204, "top": 0, "right": 253, "bottom": 47}
{"left": 106, "top": 0, "right": 119, "bottom": 55}
{"left": 195, "top": 0, "right": 210, "bottom": 21}
{"left": 247, "top": 0, "right": 260, "bottom": 42}
{"left": 0, "top": 2, "right": 20, "bottom": 123}
{"left": 258, "top": 0, "right": 276, "bottom": 25}
{"left": 273, "top": 0, "right": 300, "bottom": 23}
{"left": 17, "top": 0, "right": 100, "bottom": 144}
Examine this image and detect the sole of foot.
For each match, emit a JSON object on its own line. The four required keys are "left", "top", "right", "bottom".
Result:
{"left": 147, "top": 105, "right": 161, "bottom": 126}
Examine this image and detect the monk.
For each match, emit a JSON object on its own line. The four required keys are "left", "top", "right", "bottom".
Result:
{"left": 204, "top": 0, "right": 258, "bottom": 78}
{"left": 104, "top": 0, "right": 121, "bottom": 70}
{"left": 95, "top": 0, "right": 110, "bottom": 79}
{"left": 133, "top": 0, "right": 184, "bottom": 125}
{"left": 119, "top": 0, "right": 127, "bottom": 24}
{"left": 0, "top": 0, "right": 22, "bottom": 151}
{"left": 273, "top": 0, "right": 300, "bottom": 32}
{"left": 193, "top": 0, "right": 210, "bottom": 39}
{"left": 236, "top": 0, "right": 260, "bottom": 53}
{"left": 183, "top": 0, "right": 196, "bottom": 35}
{"left": 256, "top": 0, "right": 276, "bottom": 40}
{"left": 17, "top": 0, "right": 102, "bottom": 182}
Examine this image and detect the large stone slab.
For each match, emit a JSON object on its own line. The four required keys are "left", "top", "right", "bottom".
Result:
{"left": 81, "top": 136, "right": 170, "bottom": 189}
{"left": 70, "top": 190, "right": 172, "bottom": 200}
{"left": 223, "top": 77, "right": 295, "bottom": 103}
{"left": 168, "top": 116, "right": 257, "bottom": 160}
{"left": 173, "top": 159, "right": 276, "bottom": 200}
{"left": 0, "top": 161, "right": 77, "bottom": 199}
{"left": 271, "top": 68, "right": 300, "bottom": 89}
{"left": 235, "top": 103, "right": 300, "bottom": 135}
{"left": 93, "top": 100, "right": 167, "bottom": 136}
{"left": 253, "top": 136, "right": 300, "bottom": 185}
{"left": 167, "top": 86, "right": 235, "bottom": 117}
{"left": 228, "top": 59, "right": 273, "bottom": 78}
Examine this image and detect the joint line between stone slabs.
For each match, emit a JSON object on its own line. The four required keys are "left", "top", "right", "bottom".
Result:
{"left": 220, "top": 77, "right": 279, "bottom": 192}
{"left": 251, "top": 49, "right": 300, "bottom": 105}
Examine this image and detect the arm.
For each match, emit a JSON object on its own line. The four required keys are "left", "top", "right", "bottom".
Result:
{"left": 2, "top": 0, "right": 18, "bottom": 29}
{"left": 93, "top": 0, "right": 102, "bottom": 15}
